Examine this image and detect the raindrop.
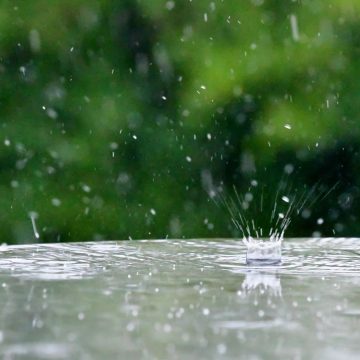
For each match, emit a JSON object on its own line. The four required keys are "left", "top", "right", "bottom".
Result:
{"left": 217, "top": 343, "right": 227, "bottom": 355}
{"left": 202, "top": 308, "right": 210, "bottom": 316}
{"left": 109, "top": 142, "right": 118, "bottom": 150}
{"left": 290, "top": 14, "right": 300, "bottom": 42}
{"left": 281, "top": 196, "right": 290, "bottom": 203}
{"left": 46, "top": 108, "right": 58, "bottom": 119}
{"left": 165, "top": 1, "right": 175, "bottom": 10}
{"left": 51, "top": 198, "right": 61, "bottom": 207}
{"left": 302, "top": 209, "right": 311, "bottom": 219}
{"left": 284, "top": 163, "right": 294, "bottom": 174}
{"left": 29, "top": 29, "right": 41, "bottom": 52}
{"left": 29, "top": 212, "right": 40, "bottom": 239}
{"left": 82, "top": 184, "right": 91, "bottom": 193}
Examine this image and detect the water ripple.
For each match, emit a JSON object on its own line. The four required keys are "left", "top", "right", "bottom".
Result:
{"left": 0, "top": 238, "right": 359, "bottom": 280}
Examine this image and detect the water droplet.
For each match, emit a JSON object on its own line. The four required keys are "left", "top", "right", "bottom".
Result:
{"left": 126, "top": 322, "right": 135, "bottom": 332}
{"left": 284, "top": 164, "right": 294, "bottom": 174}
{"left": 46, "top": 108, "right": 58, "bottom": 119}
{"left": 217, "top": 343, "right": 227, "bottom": 355}
{"left": 29, "top": 212, "right": 40, "bottom": 239}
{"left": 165, "top": 1, "right": 175, "bottom": 10}
{"left": 202, "top": 308, "right": 210, "bottom": 316}
{"left": 290, "top": 14, "right": 300, "bottom": 42}
{"left": 51, "top": 198, "right": 61, "bottom": 207}
{"left": 29, "top": 29, "right": 41, "bottom": 52}
{"left": 281, "top": 196, "right": 290, "bottom": 203}
{"left": 82, "top": 184, "right": 91, "bottom": 193}
{"left": 163, "top": 324, "right": 172, "bottom": 333}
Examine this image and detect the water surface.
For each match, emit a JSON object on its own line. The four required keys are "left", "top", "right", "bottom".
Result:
{"left": 0, "top": 238, "right": 359, "bottom": 359}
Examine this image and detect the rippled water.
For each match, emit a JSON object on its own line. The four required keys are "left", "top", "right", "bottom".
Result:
{"left": 0, "top": 238, "right": 359, "bottom": 359}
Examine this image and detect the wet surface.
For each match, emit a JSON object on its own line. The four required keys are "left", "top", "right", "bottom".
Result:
{"left": 0, "top": 238, "right": 359, "bottom": 359}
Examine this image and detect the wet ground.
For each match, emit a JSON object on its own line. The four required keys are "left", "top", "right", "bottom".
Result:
{"left": 0, "top": 238, "right": 359, "bottom": 359}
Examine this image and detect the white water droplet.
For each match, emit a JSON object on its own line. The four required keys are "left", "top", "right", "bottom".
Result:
{"left": 284, "top": 163, "right": 294, "bottom": 174}
{"left": 82, "top": 184, "right": 91, "bottom": 193}
{"left": 165, "top": 1, "right": 175, "bottom": 10}
{"left": 281, "top": 196, "right": 290, "bottom": 203}
{"left": 51, "top": 198, "right": 61, "bottom": 207}
{"left": 217, "top": 343, "right": 227, "bottom": 355}
{"left": 202, "top": 308, "right": 210, "bottom": 316}
{"left": 290, "top": 14, "right": 300, "bottom": 42}
{"left": 29, "top": 212, "right": 40, "bottom": 239}
{"left": 186, "top": 156, "right": 192, "bottom": 162}
{"left": 284, "top": 124, "right": 292, "bottom": 130}
{"left": 29, "top": 29, "right": 41, "bottom": 52}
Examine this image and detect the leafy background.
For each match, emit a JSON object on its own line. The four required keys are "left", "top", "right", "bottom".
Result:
{"left": 0, "top": 0, "right": 359, "bottom": 244}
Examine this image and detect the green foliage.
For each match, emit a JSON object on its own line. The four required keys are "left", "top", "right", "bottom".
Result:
{"left": 0, "top": 0, "right": 359, "bottom": 243}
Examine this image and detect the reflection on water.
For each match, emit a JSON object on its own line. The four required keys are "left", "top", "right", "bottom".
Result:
{"left": 0, "top": 238, "right": 359, "bottom": 359}
{"left": 242, "top": 272, "right": 282, "bottom": 297}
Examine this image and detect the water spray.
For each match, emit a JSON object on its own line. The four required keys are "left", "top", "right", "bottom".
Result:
{"left": 213, "top": 178, "right": 338, "bottom": 265}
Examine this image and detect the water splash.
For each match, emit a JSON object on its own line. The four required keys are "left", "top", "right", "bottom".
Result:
{"left": 213, "top": 178, "right": 339, "bottom": 264}
{"left": 29, "top": 212, "right": 40, "bottom": 239}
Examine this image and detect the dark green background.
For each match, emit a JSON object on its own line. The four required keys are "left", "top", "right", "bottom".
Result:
{"left": 0, "top": 0, "right": 358, "bottom": 244}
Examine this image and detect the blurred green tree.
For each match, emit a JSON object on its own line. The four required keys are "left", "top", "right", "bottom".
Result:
{"left": 0, "top": 0, "right": 359, "bottom": 243}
